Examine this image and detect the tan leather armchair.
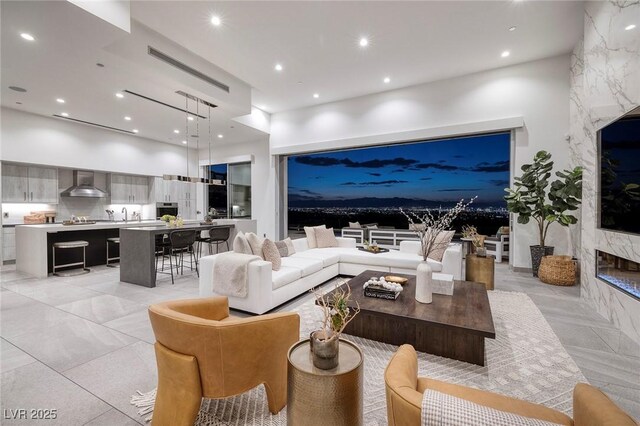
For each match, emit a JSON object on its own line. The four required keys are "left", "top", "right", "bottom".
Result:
{"left": 148, "top": 297, "right": 300, "bottom": 426}
{"left": 385, "top": 345, "right": 636, "bottom": 426}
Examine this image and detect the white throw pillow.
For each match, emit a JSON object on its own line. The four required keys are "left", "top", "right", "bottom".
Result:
{"left": 262, "top": 239, "right": 281, "bottom": 271}
{"left": 421, "top": 389, "right": 563, "bottom": 426}
{"left": 284, "top": 237, "right": 296, "bottom": 255}
{"left": 304, "top": 225, "right": 326, "bottom": 249}
{"left": 245, "top": 232, "right": 265, "bottom": 259}
{"left": 232, "top": 232, "right": 252, "bottom": 255}
{"left": 315, "top": 227, "right": 338, "bottom": 248}
{"left": 349, "top": 221, "right": 361, "bottom": 228}
{"left": 421, "top": 229, "right": 454, "bottom": 262}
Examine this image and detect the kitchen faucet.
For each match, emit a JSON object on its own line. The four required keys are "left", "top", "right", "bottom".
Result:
{"left": 122, "top": 207, "right": 128, "bottom": 222}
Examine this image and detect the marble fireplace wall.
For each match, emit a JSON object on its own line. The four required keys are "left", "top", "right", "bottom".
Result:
{"left": 569, "top": 1, "right": 640, "bottom": 343}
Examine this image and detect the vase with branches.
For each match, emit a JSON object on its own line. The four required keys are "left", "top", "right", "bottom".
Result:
{"left": 504, "top": 150, "right": 582, "bottom": 276}
{"left": 400, "top": 197, "right": 476, "bottom": 303}
{"left": 310, "top": 281, "right": 360, "bottom": 369}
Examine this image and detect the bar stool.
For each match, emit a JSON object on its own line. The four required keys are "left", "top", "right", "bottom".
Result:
{"left": 106, "top": 237, "right": 120, "bottom": 267}
{"left": 168, "top": 230, "right": 198, "bottom": 284}
{"left": 207, "top": 227, "right": 231, "bottom": 255}
{"left": 52, "top": 240, "right": 90, "bottom": 276}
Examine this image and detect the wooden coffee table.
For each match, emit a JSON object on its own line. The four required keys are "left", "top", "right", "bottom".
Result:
{"left": 324, "top": 270, "right": 496, "bottom": 366}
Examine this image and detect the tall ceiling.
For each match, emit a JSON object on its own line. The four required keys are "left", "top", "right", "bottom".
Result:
{"left": 1, "top": 1, "right": 584, "bottom": 147}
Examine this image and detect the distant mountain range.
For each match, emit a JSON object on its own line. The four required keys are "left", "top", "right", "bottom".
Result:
{"left": 288, "top": 195, "right": 503, "bottom": 209}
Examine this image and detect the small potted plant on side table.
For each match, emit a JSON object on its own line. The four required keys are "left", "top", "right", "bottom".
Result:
{"left": 311, "top": 283, "right": 360, "bottom": 370}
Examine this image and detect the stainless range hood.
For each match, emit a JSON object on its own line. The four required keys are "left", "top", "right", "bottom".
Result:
{"left": 60, "top": 170, "right": 108, "bottom": 198}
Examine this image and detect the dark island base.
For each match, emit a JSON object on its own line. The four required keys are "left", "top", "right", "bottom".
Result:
{"left": 47, "top": 229, "right": 120, "bottom": 274}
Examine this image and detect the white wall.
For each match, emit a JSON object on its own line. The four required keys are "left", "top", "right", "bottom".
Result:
{"left": 199, "top": 137, "right": 274, "bottom": 239}
{"left": 0, "top": 107, "right": 198, "bottom": 177}
{"left": 270, "top": 55, "right": 573, "bottom": 269}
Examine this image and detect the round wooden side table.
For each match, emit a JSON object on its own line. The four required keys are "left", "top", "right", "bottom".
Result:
{"left": 465, "top": 253, "right": 496, "bottom": 290}
{"left": 287, "top": 338, "right": 363, "bottom": 426}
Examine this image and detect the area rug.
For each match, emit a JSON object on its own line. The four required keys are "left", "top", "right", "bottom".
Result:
{"left": 131, "top": 290, "right": 586, "bottom": 425}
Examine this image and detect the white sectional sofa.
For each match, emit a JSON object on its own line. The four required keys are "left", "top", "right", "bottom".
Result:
{"left": 199, "top": 237, "right": 462, "bottom": 314}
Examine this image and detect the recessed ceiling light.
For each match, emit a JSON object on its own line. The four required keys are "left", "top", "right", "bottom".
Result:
{"left": 56, "top": 98, "right": 65, "bottom": 104}
{"left": 20, "top": 33, "right": 35, "bottom": 41}
{"left": 275, "top": 63, "right": 283, "bottom": 71}
{"left": 124, "top": 116, "right": 132, "bottom": 121}
{"left": 132, "top": 129, "right": 139, "bottom": 133}
{"left": 211, "top": 15, "right": 221, "bottom": 26}
{"left": 313, "top": 93, "right": 319, "bottom": 98}
{"left": 174, "top": 129, "right": 180, "bottom": 134}
{"left": 383, "top": 77, "right": 390, "bottom": 84}
{"left": 359, "top": 37, "right": 369, "bottom": 47}
{"left": 501, "top": 50, "right": 510, "bottom": 58}
{"left": 115, "top": 92, "right": 124, "bottom": 99}
{"left": 217, "top": 134, "right": 223, "bottom": 138}
{"left": 182, "top": 140, "right": 187, "bottom": 144}
{"left": 508, "top": 26, "right": 517, "bottom": 32}
{"left": 187, "top": 116, "right": 194, "bottom": 121}
{"left": 625, "top": 24, "right": 636, "bottom": 31}
{"left": 61, "top": 112, "right": 69, "bottom": 117}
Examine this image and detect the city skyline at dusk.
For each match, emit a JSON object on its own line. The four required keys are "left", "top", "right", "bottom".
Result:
{"left": 288, "top": 132, "right": 511, "bottom": 208}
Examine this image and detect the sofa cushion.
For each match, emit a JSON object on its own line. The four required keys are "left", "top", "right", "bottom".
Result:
{"left": 245, "top": 232, "right": 265, "bottom": 258}
{"left": 428, "top": 230, "right": 455, "bottom": 262}
{"left": 232, "top": 232, "right": 252, "bottom": 255}
{"left": 272, "top": 266, "right": 302, "bottom": 290}
{"left": 291, "top": 249, "right": 341, "bottom": 267}
{"left": 262, "top": 239, "right": 281, "bottom": 271}
{"left": 281, "top": 256, "right": 324, "bottom": 277}
{"left": 316, "top": 227, "right": 338, "bottom": 248}
{"left": 339, "top": 249, "right": 443, "bottom": 271}
{"left": 304, "top": 225, "right": 326, "bottom": 248}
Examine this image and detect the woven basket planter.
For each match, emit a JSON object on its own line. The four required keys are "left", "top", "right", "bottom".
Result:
{"left": 538, "top": 255, "right": 576, "bottom": 286}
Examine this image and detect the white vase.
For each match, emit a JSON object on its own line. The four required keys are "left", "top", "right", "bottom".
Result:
{"left": 415, "top": 261, "right": 433, "bottom": 304}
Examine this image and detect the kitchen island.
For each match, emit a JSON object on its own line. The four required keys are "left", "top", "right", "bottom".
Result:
{"left": 15, "top": 219, "right": 256, "bottom": 278}
{"left": 120, "top": 223, "right": 237, "bottom": 287}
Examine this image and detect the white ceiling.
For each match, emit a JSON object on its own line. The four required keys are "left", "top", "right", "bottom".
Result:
{"left": 134, "top": 1, "right": 584, "bottom": 113}
{"left": 1, "top": 1, "right": 584, "bottom": 147}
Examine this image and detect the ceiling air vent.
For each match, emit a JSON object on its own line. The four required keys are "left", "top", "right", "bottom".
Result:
{"left": 53, "top": 115, "right": 135, "bottom": 134}
{"left": 148, "top": 46, "right": 230, "bottom": 93}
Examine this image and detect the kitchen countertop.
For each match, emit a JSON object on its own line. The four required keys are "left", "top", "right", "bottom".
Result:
{"left": 13, "top": 220, "right": 190, "bottom": 232}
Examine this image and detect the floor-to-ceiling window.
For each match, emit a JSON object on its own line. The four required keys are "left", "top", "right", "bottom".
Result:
{"left": 286, "top": 132, "right": 510, "bottom": 237}
{"left": 206, "top": 162, "right": 252, "bottom": 219}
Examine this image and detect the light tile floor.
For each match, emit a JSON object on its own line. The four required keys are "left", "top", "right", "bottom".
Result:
{"left": 1, "top": 262, "right": 638, "bottom": 425}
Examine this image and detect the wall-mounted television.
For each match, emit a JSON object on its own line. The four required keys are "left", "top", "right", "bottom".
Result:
{"left": 599, "top": 106, "right": 640, "bottom": 235}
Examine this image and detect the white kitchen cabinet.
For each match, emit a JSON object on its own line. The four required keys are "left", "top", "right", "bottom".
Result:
{"left": 2, "top": 227, "right": 16, "bottom": 262}
{"left": 28, "top": 167, "right": 58, "bottom": 203}
{"left": 110, "top": 174, "right": 149, "bottom": 204}
{"left": 179, "top": 198, "right": 196, "bottom": 220}
{"left": 2, "top": 164, "right": 58, "bottom": 203}
{"left": 2, "top": 164, "right": 29, "bottom": 202}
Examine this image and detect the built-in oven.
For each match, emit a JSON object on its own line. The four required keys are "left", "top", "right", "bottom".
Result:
{"left": 156, "top": 202, "right": 178, "bottom": 219}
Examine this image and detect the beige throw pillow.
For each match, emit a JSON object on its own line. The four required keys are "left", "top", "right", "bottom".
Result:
{"left": 274, "top": 240, "right": 289, "bottom": 257}
{"left": 315, "top": 227, "right": 338, "bottom": 248}
{"left": 348, "top": 221, "right": 361, "bottom": 228}
{"left": 262, "top": 239, "right": 281, "bottom": 271}
{"left": 245, "top": 232, "right": 265, "bottom": 259}
{"left": 425, "top": 230, "right": 455, "bottom": 262}
{"left": 304, "top": 225, "right": 326, "bottom": 249}
{"left": 284, "top": 237, "right": 296, "bottom": 255}
{"left": 232, "top": 232, "right": 252, "bottom": 255}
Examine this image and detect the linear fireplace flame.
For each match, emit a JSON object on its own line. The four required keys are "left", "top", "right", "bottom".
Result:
{"left": 596, "top": 250, "right": 640, "bottom": 300}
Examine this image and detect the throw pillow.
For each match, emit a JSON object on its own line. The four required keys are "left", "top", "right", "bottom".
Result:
{"left": 410, "top": 223, "right": 427, "bottom": 232}
{"left": 284, "top": 237, "right": 296, "bottom": 255}
{"left": 274, "top": 240, "right": 289, "bottom": 257}
{"left": 421, "top": 389, "right": 563, "bottom": 426}
{"left": 426, "top": 230, "right": 455, "bottom": 262}
{"left": 232, "top": 232, "right": 252, "bottom": 255}
{"left": 366, "top": 224, "right": 378, "bottom": 229}
{"left": 315, "top": 227, "right": 338, "bottom": 248}
{"left": 245, "top": 232, "right": 265, "bottom": 259}
{"left": 304, "top": 225, "right": 326, "bottom": 248}
{"left": 348, "top": 221, "right": 361, "bottom": 228}
{"left": 262, "top": 239, "right": 281, "bottom": 271}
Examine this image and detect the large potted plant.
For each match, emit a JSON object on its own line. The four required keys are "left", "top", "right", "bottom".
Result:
{"left": 504, "top": 150, "right": 582, "bottom": 276}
